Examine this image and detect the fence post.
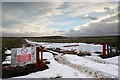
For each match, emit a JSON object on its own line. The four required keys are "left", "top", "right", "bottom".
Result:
{"left": 36, "top": 47, "right": 40, "bottom": 70}
{"left": 103, "top": 42, "right": 106, "bottom": 58}
{"left": 107, "top": 44, "right": 109, "bottom": 56}
{"left": 41, "top": 47, "right": 44, "bottom": 70}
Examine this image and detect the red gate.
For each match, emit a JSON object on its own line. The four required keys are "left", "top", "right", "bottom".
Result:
{"left": 94, "top": 42, "right": 106, "bottom": 58}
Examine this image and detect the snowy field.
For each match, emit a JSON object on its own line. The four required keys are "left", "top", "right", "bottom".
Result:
{"left": 25, "top": 39, "right": 103, "bottom": 53}
{"left": 3, "top": 39, "right": 119, "bottom": 78}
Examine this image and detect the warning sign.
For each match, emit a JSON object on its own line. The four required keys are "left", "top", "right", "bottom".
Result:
{"left": 21, "top": 48, "right": 28, "bottom": 54}
{"left": 17, "top": 47, "right": 31, "bottom": 63}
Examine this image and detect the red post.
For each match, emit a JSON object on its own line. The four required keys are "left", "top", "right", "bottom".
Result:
{"left": 41, "top": 47, "right": 44, "bottom": 70}
{"left": 94, "top": 42, "right": 106, "bottom": 58}
{"left": 36, "top": 47, "right": 40, "bottom": 70}
{"left": 103, "top": 42, "right": 106, "bottom": 58}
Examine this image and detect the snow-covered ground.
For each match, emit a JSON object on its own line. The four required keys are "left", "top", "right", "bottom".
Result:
{"left": 2, "top": 56, "right": 11, "bottom": 64}
{"left": 103, "top": 56, "right": 119, "bottom": 64}
{"left": 2, "top": 50, "right": 11, "bottom": 65}
{"left": 25, "top": 39, "right": 103, "bottom": 53}
{"left": 5, "top": 50, "right": 11, "bottom": 54}
{"left": 12, "top": 51, "right": 119, "bottom": 78}
{"left": 13, "top": 52, "right": 92, "bottom": 78}
{"left": 4, "top": 39, "right": 118, "bottom": 78}
{"left": 64, "top": 54, "right": 118, "bottom": 77}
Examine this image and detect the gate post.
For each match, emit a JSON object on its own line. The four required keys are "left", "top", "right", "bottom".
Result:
{"left": 41, "top": 47, "right": 44, "bottom": 70}
{"left": 103, "top": 42, "right": 106, "bottom": 58}
{"left": 36, "top": 47, "right": 40, "bottom": 70}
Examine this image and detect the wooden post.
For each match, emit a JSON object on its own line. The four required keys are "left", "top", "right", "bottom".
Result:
{"left": 107, "top": 44, "right": 109, "bottom": 56}
{"left": 41, "top": 47, "right": 44, "bottom": 70}
{"left": 103, "top": 42, "right": 106, "bottom": 58}
{"left": 36, "top": 47, "right": 40, "bottom": 70}
{"left": 110, "top": 44, "right": 112, "bottom": 55}
{"left": 116, "top": 47, "right": 118, "bottom": 55}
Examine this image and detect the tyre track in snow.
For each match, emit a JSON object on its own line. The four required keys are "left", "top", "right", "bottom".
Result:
{"left": 84, "top": 56, "right": 119, "bottom": 66}
{"left": 47, "top": 50, "right": 117, "bottom": 78}
{"left": 54, "top": 55, "right": 117, "bottom": 78}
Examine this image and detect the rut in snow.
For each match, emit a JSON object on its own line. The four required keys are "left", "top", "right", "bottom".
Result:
{"left": 84, "top": 56, "right": 119, "bottom": 66}
{"left": 52, "top": 54, "right": 117, "bottom": 78}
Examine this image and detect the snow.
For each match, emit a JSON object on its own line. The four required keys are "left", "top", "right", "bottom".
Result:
{"left": 2, "top": 49, "right": 11, "bottom": 65}
{"left": 13, "top": 52, "right": 92, "bottom": 78}
{"left": 2, "top": 56, "right": 11, "bottom": 64}
{"left": 25, "top": 39, "right": 103, "bottom": 53}
{"left": 5, "top": 50, "right": 11, "bottom": 54}
{"left": 86, "top": 55, "right": 119, "bottom": 65}
{"left": 64, "top": 54, "right": 118, "bottom": 77}
{"left": 103, "top": 56, "right": 119, "bottom": 64}
{"left": 2, "top": 60, "right": 11, "bottom": 64}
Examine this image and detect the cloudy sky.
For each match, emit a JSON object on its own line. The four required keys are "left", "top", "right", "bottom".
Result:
{"left": 2, "top": 2, "right": 119, "bottom": 37}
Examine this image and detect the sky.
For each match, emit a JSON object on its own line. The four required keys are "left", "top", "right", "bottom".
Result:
{"left": 2, "top": 2, "right": 119, "bottom": 37}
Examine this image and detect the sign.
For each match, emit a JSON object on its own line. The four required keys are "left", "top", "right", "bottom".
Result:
{"left": 17, "top": 47, "right": 31, "bottom": 63}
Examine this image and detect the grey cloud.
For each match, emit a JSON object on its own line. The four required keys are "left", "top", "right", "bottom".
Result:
{"left": 2, "top": 2, "right": 63, "bottom": 28}
{"left": 104, "top": 7, "right": 117, "bottom": 14}
{"left": 2, "top": 31, "right": 57, "bottom": 37}
{"left": 64, "top": 13, "right": 118, "bottom": 36}
{"left": 101, "top": 13, "right": 118, "bottom": 22}
{"left": 2, "top": 2, "right": 64, "bottom": 37}
{"left": 80, "top": 15, "right": 98, "bottom": 20}
{"left": 2, "top": 2, "right": 118, "bottom": 37}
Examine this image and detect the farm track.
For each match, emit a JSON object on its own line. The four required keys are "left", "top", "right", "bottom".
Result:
{"left": 47, "top": 50, "right": 117, "bottom": 78}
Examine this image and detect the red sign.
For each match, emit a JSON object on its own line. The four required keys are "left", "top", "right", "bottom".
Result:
{"left": 21, "top": 48, "right": 28, "bottom": 55}
{"left": 17, "top": 47, "right": 31, "bottom": 63}
{"left": 17, "top": 54, "right": 31, "bottom": 63}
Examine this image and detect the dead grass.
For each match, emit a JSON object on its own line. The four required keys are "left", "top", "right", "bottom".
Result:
{"left": 2, "top": 63, "right": 49, "bottom": 78}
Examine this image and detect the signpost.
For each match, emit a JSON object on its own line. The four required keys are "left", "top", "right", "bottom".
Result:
{"left": 17, "top": 47, "right": 31, "bottom": 63}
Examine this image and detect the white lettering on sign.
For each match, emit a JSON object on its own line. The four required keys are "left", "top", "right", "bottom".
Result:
{"left": 17, "top": 47, "right": 31, "bottom": 63}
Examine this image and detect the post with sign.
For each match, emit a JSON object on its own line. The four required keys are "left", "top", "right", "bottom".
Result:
{"left": 36, "top": 47, "right": 40, "bottom": 70}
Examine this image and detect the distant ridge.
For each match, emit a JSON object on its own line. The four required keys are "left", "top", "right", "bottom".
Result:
{"left": 37, "top": 36, "right": 66, "bottom": 39}
{"left": 1, "top": 36, "right": 67, "bottom": 39}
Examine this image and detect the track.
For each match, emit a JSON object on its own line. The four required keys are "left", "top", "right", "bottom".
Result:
{"left": 48, "top": 50, "right": 118, "bottom": 78}
{"left": 84, "top": 56, "right": 119, "bottom": 66}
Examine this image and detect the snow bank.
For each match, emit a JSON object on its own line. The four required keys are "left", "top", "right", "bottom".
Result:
{"left": 103, "top": 56, "right": 119, "bottom": 64}
{"left": 85, "top": 56, "right": 119, "bottom": 65}
{"left": 5, "top": 50, "right": 11, "bottom": 54}
{"left": 2, "top": 56, "right": 11, "bottom": 64}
